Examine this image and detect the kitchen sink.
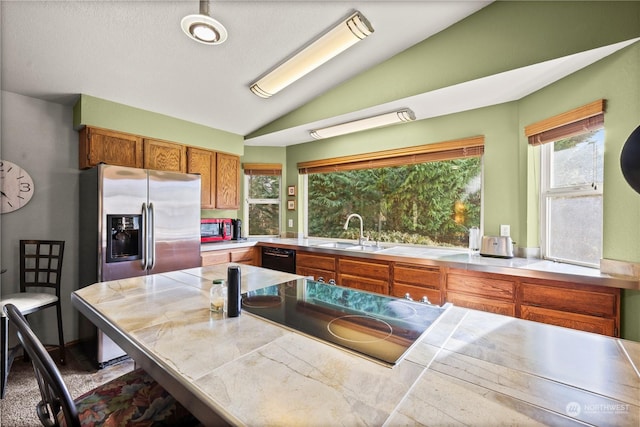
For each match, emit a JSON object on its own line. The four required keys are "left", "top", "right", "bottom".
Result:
{"left": 314, "top": 241, "right": 360, "bottom": 249}
{"left": 313, "top": 241, "right": 385, "bottom": 252}
{"left": 344, "top": 245, "right": 384, "bottom": 252}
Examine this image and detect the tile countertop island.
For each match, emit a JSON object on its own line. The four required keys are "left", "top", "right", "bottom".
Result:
{"left": 72, "top": 264, "right": 640, "bottom": 426}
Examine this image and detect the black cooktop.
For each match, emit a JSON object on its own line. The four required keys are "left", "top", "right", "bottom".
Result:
{"left": 241, "top": 278, "right": 450, "bottom": 366}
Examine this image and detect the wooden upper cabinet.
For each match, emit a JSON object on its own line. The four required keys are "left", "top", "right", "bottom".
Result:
{"left": 216, "top": 152, "right": 240, "bottom": 209}
{"left": 79, "top": 126, "right": 143, "bottom": 169}
{"left": 187, "top": 147, "right": 216, "bottom": 208}
{"left": 143, "top": 138, "right": 187, "bottom": 172}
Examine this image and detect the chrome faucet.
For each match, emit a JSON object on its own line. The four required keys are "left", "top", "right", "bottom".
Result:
{"left": 343, "top": 213, "right": 368, "bottom": 245}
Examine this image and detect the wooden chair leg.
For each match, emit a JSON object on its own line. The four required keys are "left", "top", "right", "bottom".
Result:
{"left": 56, "top": 304, "right": 66, "bottom": 365}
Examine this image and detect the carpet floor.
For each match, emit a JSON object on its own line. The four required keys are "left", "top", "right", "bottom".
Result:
{"left": 0, "top": 346, "right": 134, "bottom": 426}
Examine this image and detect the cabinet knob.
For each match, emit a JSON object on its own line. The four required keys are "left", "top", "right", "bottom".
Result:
{"left": 318, "top": 277, "right": 325, "bottom": 283}
{"left": 328, "top": 279, "right": 336, "bottom": 285}
{"left": 420, "top": 296, "right": 431, "bottom": 304}
{"left": 404, "top": 293, "right": 413, "bottom": 301}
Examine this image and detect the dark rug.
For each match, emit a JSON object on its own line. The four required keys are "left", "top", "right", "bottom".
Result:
{"left": 0, "top": 346, "right": 134, "bottom": 426}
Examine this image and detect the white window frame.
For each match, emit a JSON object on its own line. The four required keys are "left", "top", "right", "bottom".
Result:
{"left": 243, "top": 174, "right": 282, "bottom": 237}
{"left": 539, "top": 138, "right": 603, "bottom": 267}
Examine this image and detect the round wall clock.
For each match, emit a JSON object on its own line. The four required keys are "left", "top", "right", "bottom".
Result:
{"left": 0, "top": 160, "right": 35, "bottom": 214}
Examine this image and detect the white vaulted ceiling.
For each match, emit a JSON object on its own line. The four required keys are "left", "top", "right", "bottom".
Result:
{"left": 2, "top": 1, "right": 637, "bottom": 146}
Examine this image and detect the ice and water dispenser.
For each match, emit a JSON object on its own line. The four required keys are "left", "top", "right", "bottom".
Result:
{"left": 106, "top": 215, "right": 142, "bottom": 263}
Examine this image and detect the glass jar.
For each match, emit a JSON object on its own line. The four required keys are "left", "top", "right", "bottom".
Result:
{"left": 210, "top": 279, "right": 227, "bottom": 313}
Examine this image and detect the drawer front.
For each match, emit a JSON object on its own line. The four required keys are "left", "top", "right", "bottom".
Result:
{"left": 339, "top": 274, "right": 389, "bottom": 295}
{"left": 391, "top": 283, "right": 442, "bottom": 305}
{"left": 338, "top": 258, "right": 390, "bottom": 281}
{"left": 394, "top": 264, "right": 440, "bottom": 289}
{"left": 447, "top": 272, "right": 515, "bottom": 300}
{"left": 297, "top": 252, "right": 336, "bottom": 271}
{"left": 230, "top": 247, "right": 255, "bottom": 263}
{"left": 521, "top": 305, "right": 616, "bottom": 336}
{"left": 446, "top": 291, "right": 515, "bottom": 316}
{"left": 201, "top": 251, "right": 230, "bottom": 266}
{"left": 520, "top": 283, "right": 617, "bottom": 318}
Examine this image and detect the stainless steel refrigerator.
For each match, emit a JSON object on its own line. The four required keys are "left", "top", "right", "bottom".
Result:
{"left": 79, "top": 164, "right": 201, "bottom": 367}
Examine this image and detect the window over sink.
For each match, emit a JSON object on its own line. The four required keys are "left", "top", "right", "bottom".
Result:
{"left": 298, "top": 137, "right": 484, "bottom": 249}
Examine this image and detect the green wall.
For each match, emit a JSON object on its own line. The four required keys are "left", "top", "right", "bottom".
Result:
{"left": 74, "top": 94, "right": 244, "bottom": 155}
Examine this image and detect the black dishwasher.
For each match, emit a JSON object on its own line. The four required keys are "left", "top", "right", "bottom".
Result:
{"left": 261, "top": 247, "right": 296, "bottom": 273}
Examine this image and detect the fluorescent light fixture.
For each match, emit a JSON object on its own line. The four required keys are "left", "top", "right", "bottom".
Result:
{"left": 181, "top": 1, "right": 228, "bottom": 45}
{"left": 310, "top": 109, "right": 416, "bottom": 139}
{"left": 250, "top": 11, "right": 373, "bottom": 98}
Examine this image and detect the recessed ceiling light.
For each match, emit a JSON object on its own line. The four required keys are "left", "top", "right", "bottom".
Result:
{"left": 181, "top": 1, "right": 227, "bottom": 45}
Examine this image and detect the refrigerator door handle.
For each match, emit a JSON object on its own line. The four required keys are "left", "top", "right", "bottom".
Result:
{"left": 141, "top": 203, "right": 148, "bottom": 270}
{"left": 149, "top": 202, "right": 156, "bottom": 269}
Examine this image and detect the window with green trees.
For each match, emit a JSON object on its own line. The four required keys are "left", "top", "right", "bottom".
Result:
{"left": 245, "top": 168, "right": 281, "bottom": 236}
{"left": 305, "top": 148, "right": 482, "bottom": 248}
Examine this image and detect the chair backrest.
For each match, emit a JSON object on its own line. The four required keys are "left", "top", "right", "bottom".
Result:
{"left": 20, "top": 240, "right": 65, "bottom": 296}
{"left": 3, "top": 304, "right": 80, "bottom": 427}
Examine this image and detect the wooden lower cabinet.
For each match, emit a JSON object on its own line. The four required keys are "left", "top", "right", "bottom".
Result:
{"left": 296, "top": 252, "right": 336, "bottom": 283}
{"left": 338, "top": 258, "right": 390, "bottom": 294}
{"left": 444, "top": 268, "right": 620, "bottom": 337}
{"left": 201, "top": 247, "right": 257, "bottom": 267}
{"left": 391, "top": 263, "right": 443, "bottom": 305}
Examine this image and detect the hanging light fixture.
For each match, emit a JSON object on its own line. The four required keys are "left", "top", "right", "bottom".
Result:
{"left": 309, "top": 109, "right": 416, "bottom": 140}
{"left": 250, "top": 11, "right": 374, "bottom": 98}
{"left": 181, "top": 0, "right": 228, "bottom": 45}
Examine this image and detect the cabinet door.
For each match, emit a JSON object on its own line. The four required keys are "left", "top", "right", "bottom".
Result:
{"left": 216, "top": 152, "right": 240, "bottom": 209}
{"left": 521, "top": 305, "right": 616, "bottom": 336}
{"left": 79, "top": 127, "right": 143, "bottom": 169}
{"left": 144, "top": 138, "right": 187, "bottom": 172}
{"left": 187, "top": 147, "right": 216, "bottom": 208}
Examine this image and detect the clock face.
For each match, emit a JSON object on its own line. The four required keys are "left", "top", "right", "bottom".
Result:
{"left": 0, "top": 160, "right": 35, "bottom": 214}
